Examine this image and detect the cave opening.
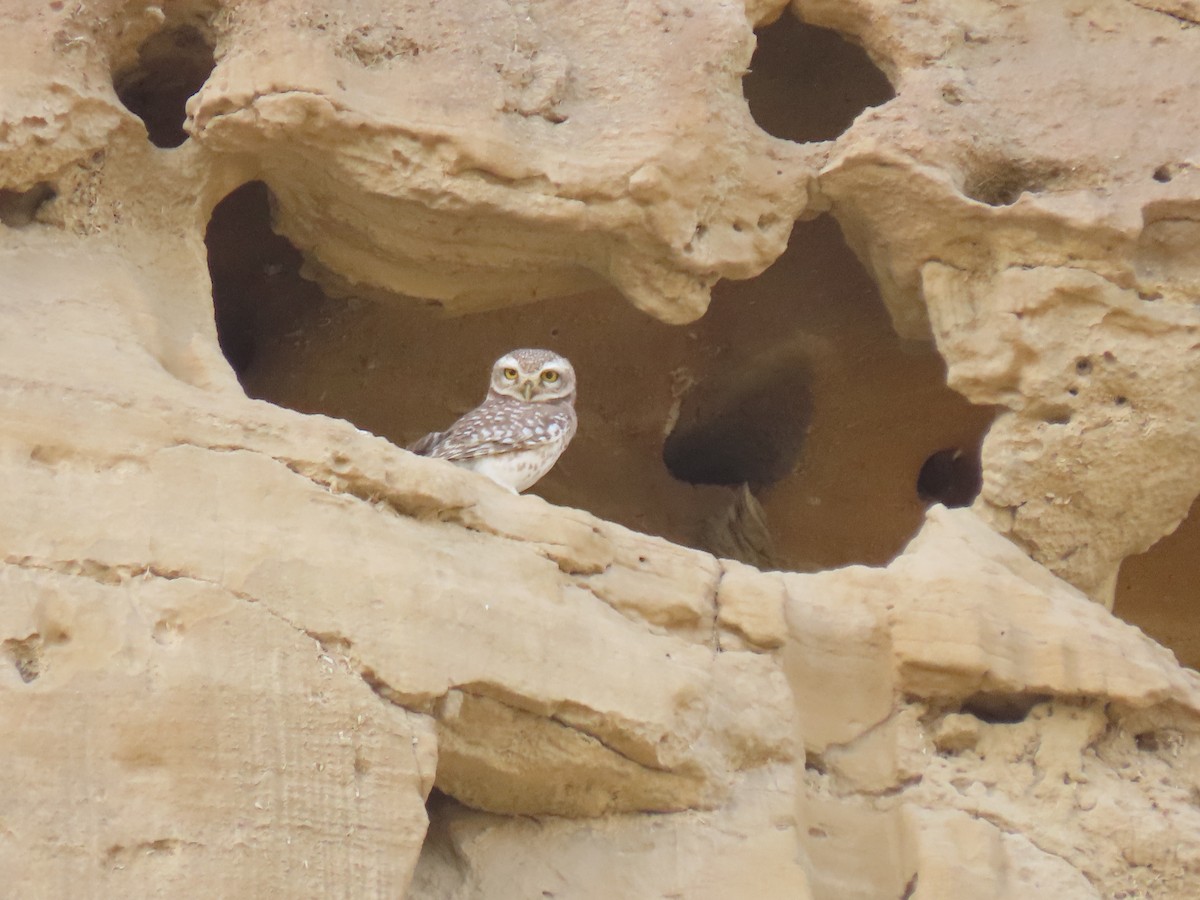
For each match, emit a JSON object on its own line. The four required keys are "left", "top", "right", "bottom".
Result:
{"left": 112, "top": 11, "right": 216, "bottom": 148}
{"left": 0, "top": 182, "right": 56, "bottom": 228}
{"left": 656, "top": 214, "right": 994, "bottom": 570}
{"left": 206, "top": 182, "right": 328, "bottom": 379}
{"left": 205, "top": 183, "right": 992, "bottom": 573}
{"left": 743, "top": 12, "right": 894, "bottom": 144}
{"left": 916, "top": 446, "right": 984, "bottom": 509}
{"left": 661, "top": 353, "right": 812, "bottom": 489}
{"left": 1114, "top": 494, "right": 1200, "bottom": 672}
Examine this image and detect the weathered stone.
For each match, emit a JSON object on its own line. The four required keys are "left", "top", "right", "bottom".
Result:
{"left": 3, "top": 0, "right": 1200, "bottom": 896}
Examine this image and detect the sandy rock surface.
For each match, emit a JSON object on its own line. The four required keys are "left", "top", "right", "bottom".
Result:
{"left": 2, "top": 0, "right": 1199, "bottom": 897}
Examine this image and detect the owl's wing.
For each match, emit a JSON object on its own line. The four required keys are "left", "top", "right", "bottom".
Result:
{"left": 408, "top": 403, "right": 573, "bottom": 462}
{"left": 409, "top": 427, "right": 500, "bottom": 460}
{"left": 406, "top": 430, "right": 446, "bottom": 457}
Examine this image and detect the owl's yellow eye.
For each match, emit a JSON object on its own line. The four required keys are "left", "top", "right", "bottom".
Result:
{"left": 503, "top": 368, "right": 518, "bottom": 381}
{"left": 541, "top": 370, "right": 560, "bottom": 383}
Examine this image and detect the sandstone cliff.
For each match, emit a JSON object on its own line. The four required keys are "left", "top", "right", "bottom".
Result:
{"left": 2, "top": 0, "right": 1199, "bottom": 897}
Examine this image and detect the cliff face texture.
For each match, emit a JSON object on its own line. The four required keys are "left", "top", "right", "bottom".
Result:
{"left": 2, "top": 0, "right": 1200, "bottom": 897}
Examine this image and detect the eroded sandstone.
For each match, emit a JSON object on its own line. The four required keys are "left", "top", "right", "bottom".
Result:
{"left": 2, "top": 0, "right": 1200, "bottom": 897}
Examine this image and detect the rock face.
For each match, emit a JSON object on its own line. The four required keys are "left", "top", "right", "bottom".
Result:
{"left": 1, "top": 0, "right": 1199, "bottom": 897}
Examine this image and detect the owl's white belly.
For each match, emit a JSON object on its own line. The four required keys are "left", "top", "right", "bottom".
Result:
{"left": 456, "top": 436, "right": 567, "bottom": 493}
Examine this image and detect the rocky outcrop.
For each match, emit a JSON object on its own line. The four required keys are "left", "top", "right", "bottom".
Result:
{"left": 2, "top": 0, "right": 1199, "bottom": 897}
{"left": 801, "top": 0, "right": 1200, "bottom": 608}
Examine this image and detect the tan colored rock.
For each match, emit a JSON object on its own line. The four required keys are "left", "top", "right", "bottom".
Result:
{"left": 0, "top": 565, "right": 434, "bottom": 896}
{"left": 790, "top": 508, "right": 1200, "bottom": 899}
{"left": 716, "top": 558, "right": 788, "bottom": 650}
{"left": 411, "top": 768, "right": 811, "bottom": 899}
{"left": 801, "top": 0, "right": 1200, "bottom": 606}
{"left": 3, "top": 0, "right": 1200, "bottom": 897}
{"left": 903, "top": 807, "right": 1100, "bottom": 900}
{"left": 187, "top": 0, "right": 811, "bottom": 322}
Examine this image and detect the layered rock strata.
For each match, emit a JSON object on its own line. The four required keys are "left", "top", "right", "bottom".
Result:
{"left": 1, "top": 0, "right": 1199, "bottom": 897}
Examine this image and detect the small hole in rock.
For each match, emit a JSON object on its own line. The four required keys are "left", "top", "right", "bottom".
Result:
{"left": 3, "top": 634, "right": 44, "bottom": 683}
{"left": 1152, "top": 166, "right": 1173, "bottom": 183}
{"left": 411, "top": 787, "right": 471, "bottom": 893}
{"left": 1114, "top": 395, "right": 1128, "bottom": 406}
{"left": 1043, "top": 408, "right": 1073, "bottom": 426}
{"left": 963, "top": 159, "right": 1068, "bottom": 207}
{"left": 916, "top": 446, "right": 982, "bottom": 508}
{"left": 743, "top": 12, "right": 893, "bottom": 143}
{"left": 0, "top": 182, "right": 56, "bottom": 227}
{"left": 112, "top": 17, "right": 216, "bottom": 148}
{"left": 1115, "top": 493, "right": 1200, "bottom": 671}
{"left": 959, "top": 691, "right": 1049, "bottom": 724}
{"left": 1076, "top": 357, "right": 1092, "bottom": 375}
{"left": 1135, "top": 731, "right": 1160, "bottom": 752}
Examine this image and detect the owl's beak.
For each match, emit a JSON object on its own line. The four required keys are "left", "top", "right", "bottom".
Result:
{"left": 521, "top": 381, "right": 534, "bottom": 401}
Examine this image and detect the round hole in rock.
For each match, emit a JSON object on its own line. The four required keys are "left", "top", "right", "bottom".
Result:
{"left": 662, "top": 355, "right": 812, "bottom": 488}
{"left": 916, "top": 446, "right": 983, "bottom": 508}
{"left": 0, "top": 182, "right": 56, "bottom": 228}
{"left": 112, "top": 18, "right": 216, "bottom": 148}
{"left": 742, "top": 13, "right": 893, "bottom": 143}
{"left": 1114, "top": 493, "right": 1200, "bottom": 671}
{"left": 205, "top": 187, "right": 993, "bottom": 573}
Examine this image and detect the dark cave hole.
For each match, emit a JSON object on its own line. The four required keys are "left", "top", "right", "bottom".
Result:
{"left": 804, "top": 751, "right": 827, "bottom": 775}
{"left": 0, "top": 182, "right": 56, "bottom": 227}
{"left": 1135, "top": 731, "right": 1161, "bottom": 752}
{"left": 958, "top": 691, "right": 1050, "bottom": 725}
{"left": 424, "top": 786, "right": 453, "bottom": 818}
{"left": 916, "top": 445, "right": 982, "bottom": 508}
{"left": 743, "top": 12, "right": 894, "bottom": 143}
{"left": 113, "top": 20, "right": 216, "bottom": 148}
{"left": 662, "top": 361, "right": 812, "bottom": 488}
{"left": 206, "top": 181, "right": 328, "bottom": 380}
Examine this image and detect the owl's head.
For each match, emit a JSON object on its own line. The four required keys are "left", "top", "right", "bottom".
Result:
{"left": 488, "top": 349, "right": 576, "bottom": 403}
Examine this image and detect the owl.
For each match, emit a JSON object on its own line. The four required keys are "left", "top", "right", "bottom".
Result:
{"left": 408, "top": 349, "right": 578, "bottom": 493}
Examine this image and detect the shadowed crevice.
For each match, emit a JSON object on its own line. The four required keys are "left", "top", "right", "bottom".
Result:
{"left": 112, "top": 10, "right": 217, "bottom": 148}
{"left": 743, "top": 13, "right": 894, "bottom": 144}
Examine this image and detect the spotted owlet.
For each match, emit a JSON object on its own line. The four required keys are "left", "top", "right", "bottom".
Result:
{"left": 408, "top": 349, "right": 578, "bottom": 493}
